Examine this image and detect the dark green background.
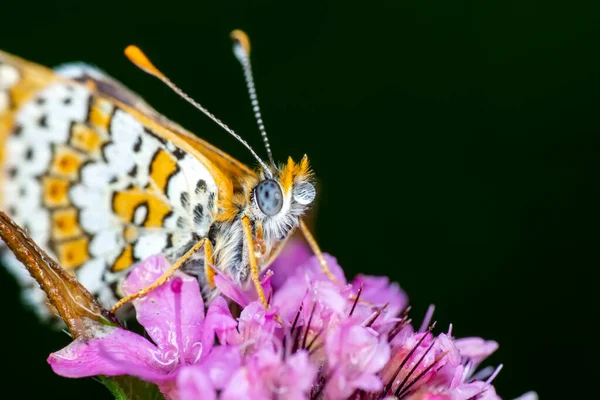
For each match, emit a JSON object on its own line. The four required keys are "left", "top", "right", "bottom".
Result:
{"left": 0, "top": 1, "right": 596, "bottom": 398}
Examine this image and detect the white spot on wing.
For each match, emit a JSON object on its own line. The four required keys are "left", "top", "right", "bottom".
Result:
{"left": 133, "top": 203, "right": 148, "bottom": 225}
{"left": 81, "top": 162, "right": 114, "bottom": 188}
{"left": 102, "top": 142, "right": 135, "bottom": 175}
{"left": 79, "top": 208, "right": 113, "bottom": 233}
{"left": 89, "top": 229, "right": 122, "bottom": 258}
{"left": 69, "top": 184, "right": 106, "bottom": 209}
{"left": 76, "top": 259, "right": 107, "bottom": 293}
{"left": 110, "top": 110, "right": 142, "bottom": 148}
{"left": 0, "top": 64, "right": 20, "bottom": 88}
{"left": 133, "top": 232, "right": 167, "bottom": 260}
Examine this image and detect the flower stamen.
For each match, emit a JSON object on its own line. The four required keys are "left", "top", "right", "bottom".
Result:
{"left": 363, "top": 302, "right": 389, "bottom": 327}
{"left": 349, "top": 283, "right": 363, "bottom": 316}
{"left": 397, "top": 349, "right": 449, "bottom": 398}
{"left": 302, "top": 302, "right": 317, "bottom": 350}
{"left": 382, "top": 323, "right": 436, "bottom": 396}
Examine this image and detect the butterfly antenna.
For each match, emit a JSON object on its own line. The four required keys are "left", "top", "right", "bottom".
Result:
{"left": 230, "top": 30, "right": 276, "bottom": 167}
{"left": 124, "top": 45, "right": 273, "bottom": 177}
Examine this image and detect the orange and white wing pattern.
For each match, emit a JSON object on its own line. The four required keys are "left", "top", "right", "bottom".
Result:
{"left": 0, "top": 51, "right": 220, "bottom": 317}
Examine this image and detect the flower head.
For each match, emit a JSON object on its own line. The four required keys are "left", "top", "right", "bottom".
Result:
{"left": 43, "top": 241, "right": 533, "bottom": 400}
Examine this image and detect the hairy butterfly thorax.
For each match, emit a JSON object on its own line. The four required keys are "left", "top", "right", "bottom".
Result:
{"left": 0, "top": 30, "right": 334, "bottom": 319}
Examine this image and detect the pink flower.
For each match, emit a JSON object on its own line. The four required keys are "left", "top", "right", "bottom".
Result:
{"left": 222, "top": 348, "right": 317, "bottom": 400}
{"left": 42, "top": 240, "right": 527, "bottom": 400}
{"left": 47, "top": 255, "right": 240, "bottom": 398}
{"left": 325, "top": 318, "right": 391, "bottom": 399}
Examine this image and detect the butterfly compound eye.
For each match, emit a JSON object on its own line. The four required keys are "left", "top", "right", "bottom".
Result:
{"left": 255, "top": 180, "right": 283, "bottom": 216}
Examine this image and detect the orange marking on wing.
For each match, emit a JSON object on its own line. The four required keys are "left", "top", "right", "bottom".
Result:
{"left": 112, "top": 186, "right": 171, "bottom": 228}
{"left": 0, "top": 57, "right": 56, "bottom": 109}
{"left": 42, "top": 176, "right": 70, "bottom": 208}
{"left": 88, "top": 97, "right": 114, "bottom": 131}
{"left": 70, "top": 123, "right": 104, "bottom": 154}
{"left": 149, "top": 149, "right": 178, "bottom": 194}
{"left": 9, "top": 81, "right": 42, "bottom": 107}
{"left": 51, "top": 208, "right": 82, "bottom": 240}
{"left": 56, "top": 237, "right": 89, "bottom": 270}
{"left": 50, "top": 146, "right": 85, "bottom": 180}
{"left": 112, "top": 244, "right": 135, "bottom": 272}
{"left": 124, "top": 225, "right": 139, "bottom": 243}
{"left": 0, "top": 51, "right": 57, "bottom": 203}
{"left": 0, "top": 115, "right": 15, "bottom": 205}
{"left": 85, "top": 79, "right": 97, "bottom": 92}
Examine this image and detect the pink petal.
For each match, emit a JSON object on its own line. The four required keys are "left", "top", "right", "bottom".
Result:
{"left": 221, "top": 368, "right": 252, "bottom": 400}
{"left": 200, "top": 346, "right": 242, "bottom": 389}
{"left": 450, "top": 381, "right": 501, "bottom": 400}
{"left": 513, "top": 392, "right": 539, "bottom": 400}
{"left": 203, "top": 296, "right": 238, "bottom": 349}
{"left": 272, "top": 276, "right": 309, "bottom": 322}
{"left": 214, "top": 271, "right": 274, "bottom": 308}
{"left": 352, "top": 274, "right": 409, "bottom": 317}
{"left": 286, "top": 350, "right": 318, "bottom": 394}
{"left": 404, "top": 393, "right": 452, "bottom": 400}
{"left": 122, "top": 254, "right": 170, "bottom": 294}
{"left": 236, "top": 301, "right": 278, "bottom": 350}
{"left": 355, "top": 373, "right": 384, "bottom": 392}
{"left": 454, "top": 337, "right": 499, "bottom": 365}
{"left": 269, "top": 239, "right": 312, "bottom": 289}
{"left": 303, "top": 254, "right": 347, "bottom": 285}
{"left": 122, "top": 255, "right": 205, "bottom": 362}
{"left": 176, "top": 366, "right": 216, "bottom": 400}
{"left": 48, "top": 328, "right": 168, "bottom": 382}
{"left": 436, "top": 333, "right": 462, "bottom": 367}
{"left": 214, "top": 273, "right": 250, "bottom": 307}
{"left": 312, "top": 280, "right": 347, "bottom": 315}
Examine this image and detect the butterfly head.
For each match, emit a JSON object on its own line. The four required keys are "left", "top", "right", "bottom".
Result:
{"left": 250, "top": 155, "right": 315, "bottom": 240}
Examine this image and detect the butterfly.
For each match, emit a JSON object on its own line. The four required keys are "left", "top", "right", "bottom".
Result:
{"left": 0, "top": 30, "right": 335, "bottom": 319}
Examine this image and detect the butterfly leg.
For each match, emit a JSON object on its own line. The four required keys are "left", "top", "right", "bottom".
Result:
{"left": 241, "top": 215, "right": 268, "bottom": 308}
{"left": 203, "top": 239, "right": 216, "bottom": 288}
{"left": 111, "top": 238, "right": 208, "bottom": 313}
{"left": 299, "top": 219, "right": 339, "bottom": 283}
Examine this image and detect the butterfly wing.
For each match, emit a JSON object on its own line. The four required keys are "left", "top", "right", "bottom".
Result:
{"left": 0, "top": 51, "right": 224, "bottom": 315}
{"left": 57, "top": 62, "right": 256, "bottom": 187}
{"left": 67, "top": 63, "right": 316, "bottom": 279}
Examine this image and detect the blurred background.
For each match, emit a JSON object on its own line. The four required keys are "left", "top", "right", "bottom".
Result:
{"left": 1, "top": 1, "right": 597, "bottom": 398}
